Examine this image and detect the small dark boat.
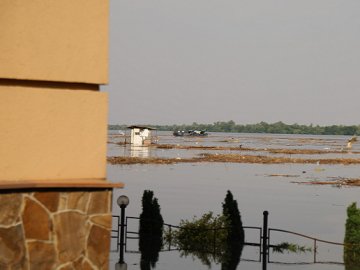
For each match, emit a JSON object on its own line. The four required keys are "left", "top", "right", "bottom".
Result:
{"left": 173, "top": 130, "right": 185, "bottom": 136}
{"left": 173, "top": 130, "right": 208, "bottom": 137}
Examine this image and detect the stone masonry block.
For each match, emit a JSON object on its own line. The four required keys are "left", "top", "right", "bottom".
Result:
{"left": 22, "top": 197, "right": 51, "bottom": 240}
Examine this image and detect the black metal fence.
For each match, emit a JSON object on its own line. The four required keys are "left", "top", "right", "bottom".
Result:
{"left": 112, "top": 211, "right": 354, "bottom": 268}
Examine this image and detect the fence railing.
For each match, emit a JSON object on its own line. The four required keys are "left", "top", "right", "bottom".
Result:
{"left": 267, "top": 227, "right": 356, "bottom": 265}
{"left": 112, "top": 212, "right": 357, "bottom": 268}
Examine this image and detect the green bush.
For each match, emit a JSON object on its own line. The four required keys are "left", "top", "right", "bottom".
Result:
{"left": 165, "top": 212, "right": 228, "bottom": 266}
{"left": 169, "top": 212, "right": 228, "bottom": 252}
{"left": 164, "top": 191, "right": 244, "bottom": 269}
{"left": 344, "top": 202, "right": 360, "bottom": 269}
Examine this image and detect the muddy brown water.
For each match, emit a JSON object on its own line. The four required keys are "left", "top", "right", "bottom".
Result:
{"left": 108, "top": 132, "right": 360, "bottom": 270}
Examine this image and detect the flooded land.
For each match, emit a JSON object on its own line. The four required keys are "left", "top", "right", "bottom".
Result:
{"left": 108, "top": 132, "right": 360, "bottom": 187}
{"left": 108, "top": 152, "right": 360, "bottom": 166}
{"left": 107, "top": 131, "right": 360, "bottom": 270}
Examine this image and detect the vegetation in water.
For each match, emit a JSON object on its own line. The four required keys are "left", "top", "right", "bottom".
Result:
{"left": 272, "top": 242, "right": 312, "bottom": 254}
{"left": 164, "top": 212, "right": 228, "bottom": 266}
{"left": 344, "top": 202, "right": 360, "bottom": 270}
{"left": 139, "top": 190, "right": 164, "bottom": 270}
{"left": 164, "top": 191, "right": 244, "bottom": 269}
{"left": 109, "top": 120, "right": 360, "bottom": 135}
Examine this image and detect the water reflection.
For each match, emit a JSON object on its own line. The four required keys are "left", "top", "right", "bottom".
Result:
{"left": 221, "top": 238, "right": 243, "bottom": 270}
{"left": 131, "top": 146, "right": 149, "bottom": 158}
{"left": 345, "top": 264, "right": 360, "bottom": 270}
{"left": 175, "top": 237, "right": 244, "bottom": 270}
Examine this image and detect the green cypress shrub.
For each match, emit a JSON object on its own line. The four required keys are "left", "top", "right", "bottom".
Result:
{"left": 221, "top": 190, "right": 244, "bottom": 270}
{"left": 139, "top": 190, "right": 164, "bottom": 268}
{"left": 222, "top": 190, "right": 244, "bottom": 244}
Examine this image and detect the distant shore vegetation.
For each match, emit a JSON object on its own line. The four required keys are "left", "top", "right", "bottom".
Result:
{"left": 108, "top": 121, "right": 360, "bottom": 136}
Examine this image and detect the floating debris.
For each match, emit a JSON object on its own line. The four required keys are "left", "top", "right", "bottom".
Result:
{"left": 154, "top": 144, "right": 360, "bottom": 155}
{"left": 347, "top": 135, "right": 358, "bottom": 149}
{"left": 266, "top": 174, "right": 300, "bottom": 178}
{"left": 292, "top": 178, "right": 360, "bottom": 187}
{"left": 107, "top": 154, "right": 360, "bottom": 166}
{"left": 218, "top": 138, "right": 241, "bottom": 143}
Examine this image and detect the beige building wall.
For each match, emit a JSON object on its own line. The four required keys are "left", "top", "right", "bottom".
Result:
{"left": 0, "top": 0, "right": 108, "bottom": 84}
{"left": 0, "top": 1, "right": 122, "bottom": 269}
{"left": 0, "top": 0, "right": 111, "bottom": 182}
{"left": 0, "top": 84, "right": 108, "bottom": 181}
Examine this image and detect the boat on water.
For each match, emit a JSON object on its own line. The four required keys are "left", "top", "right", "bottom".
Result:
{"left": 173, "top": 130, "right": 208, "bottom": 137}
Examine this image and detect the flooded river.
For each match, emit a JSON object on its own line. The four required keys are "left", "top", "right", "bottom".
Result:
{"left": 107, "top": 132, "right": 360, "bottom": 270}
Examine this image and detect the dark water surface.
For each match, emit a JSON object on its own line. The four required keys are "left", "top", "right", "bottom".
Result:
{"left": 107, "top": 132, "right": 360, "bottom": 270}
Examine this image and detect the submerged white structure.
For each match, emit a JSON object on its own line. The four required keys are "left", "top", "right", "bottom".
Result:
{"left": 128, "top": 125, "right": 156, "bottom": 146}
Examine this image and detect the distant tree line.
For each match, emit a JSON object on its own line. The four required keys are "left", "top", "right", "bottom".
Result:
{"left": 109, "top": 121, "right": 360, "bottom": 135}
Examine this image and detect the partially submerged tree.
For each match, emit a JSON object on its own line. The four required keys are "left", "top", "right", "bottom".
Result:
{"left": 168, "top": 212, "right": 228, "bottom": 267}
{"left": 164, "top": 191, "right": 244, "bottom": 270}
{"left": 344, "top": 202, "right": 360, "bottom": 269}
{"left": 139, "top": 190, "right": 164, "bottom": 269}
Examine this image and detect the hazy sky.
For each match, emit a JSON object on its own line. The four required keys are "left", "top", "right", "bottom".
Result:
{"left": 102, "top": 0, "right": 360, "bottom": 126}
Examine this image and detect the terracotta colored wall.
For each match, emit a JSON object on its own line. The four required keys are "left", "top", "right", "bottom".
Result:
{"left": 0, "top": 190, "right": 112, "bottom": 270}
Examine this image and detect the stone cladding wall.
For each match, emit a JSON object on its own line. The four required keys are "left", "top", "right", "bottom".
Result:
{"left": 0, "top": 189, "right": 112, "bottom": 270}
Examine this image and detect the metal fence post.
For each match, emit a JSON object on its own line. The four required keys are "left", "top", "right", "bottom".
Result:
{"left": 213, "top": 227, "right": 216, "bottom": 255}
{"left": 168, "top": 225, "right": 172, "bottom": 251}
{"left": 262, "top": 211, "right": 269, "bottom": 270}
{"left": 119, "top": 205, "right": 126, "bottom": 263}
